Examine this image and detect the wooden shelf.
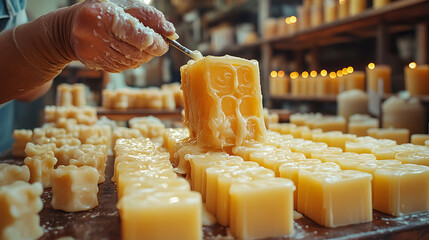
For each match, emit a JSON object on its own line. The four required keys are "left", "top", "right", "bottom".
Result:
{"left": 202, "top": 0, "right": 258, "bottom": 27}
{"left": 96, "top": 108, "right": 183, "bottom": 121}
{"left": 202, "top": 0, "right": 429, "bottom": 55}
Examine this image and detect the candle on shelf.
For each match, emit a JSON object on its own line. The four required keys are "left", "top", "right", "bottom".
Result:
{"left": 278, "top": 70, "right": 288, "bottom": 95}
{"left": 316, "top": 70, "right": 330, "bottom": 96}
{"left": 301, "top": 71, "right": 310, "bottom": 95}
{"left": 278, "top": 18, "right": 289, "bottom": 36}
{"left": 308, "top": 71, "right": 318, "bottom": 96}
{"left": 404, "top": 62, "right": 429, "bottom": 96}
{"left": 368, "top": 128, "right": 410, "bottom": 145}
{"left": 338, "top": 0, "right": 349, "bottom": 19}
{"left": 324, "top": 0, "right": 338, "bottom": 23}
{"left": 366, "top": 63, "right": 391, "bottom": 94}
{"left": 349, "top": 0, "right": 366, "bottom": 16}
{"left": 411, "top": 134, "right": 429, "bottom": 145}
{"left": 290, "top": 72, "right": 300, "bottom": 95}
{"left": 337, "top": 90, "right": 369, "bottom": 121}
{"left": 264, "top": 18, "right": 278, "bottom": 39}
{"left": 373, "top": 0, "right": 390, "bottom": 9}
{"left": 337, "top": 70, "right": 346, "bottom": 92}
{"left": 346, "top": 71, "right": 365, "bottom": 91}
{"left": 297, "top": 6, "right": 311, "bottom": 30}
{"left": 311, "top": 4, "right": 324, "bottom": 27}
{"left": 288, "top": 16, "right": 298, "bottom": 34}
{"left": 269, "top": 71, "right": 279, "bottom": 96}
{"left": 382, "top": 96, "right": 426, "bottom": 135}
{"left": 329, "top": 71, "right": 339, "bottom": 95}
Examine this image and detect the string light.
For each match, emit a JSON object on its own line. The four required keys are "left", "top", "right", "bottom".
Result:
{"left": 285, "top": 17, "right": 291, "bottom": 24}
{"left": 337, "top": 70, "right": 343, "bottom": 77}
{"left": 320, "top": 70, "right": 327, "bottom": 77}
{"left": 310, "top": 70, "right": 317, "bottom": 77}
{"left": 302, "top": 71, "right": 309, "bottom": 78}
{"left": 278, "top": 71, "right": 285, "bottom": 77}
{"left": 290, "top": 16, "right": 297, "bottom": 23}
{"left": 368, "top": 63, "right": 375, "bottom": 70}
{"left": 347, "top": 66, "right": 354, "bottom": 73}
{"left": 409, "top": 62, "right": 417, "bottom": 69}
{"left": 271, "top": 71, "right": 278, "bottom": 78}
{"left": 329, "top": 72, "right": 336, "bottom": 78}
{"left": 342, "top": 68, "right": 348, "bottom": 75}
{"left": 290, "top": 72, "right": 299, "bottom": 79}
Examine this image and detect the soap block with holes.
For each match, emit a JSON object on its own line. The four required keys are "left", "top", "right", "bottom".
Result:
{"left": 180, "top": 55, "right": 266, "bottom": 149}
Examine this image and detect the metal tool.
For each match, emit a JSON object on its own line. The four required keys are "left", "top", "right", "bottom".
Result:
{"left": 165, "top": 38, "right": 199, "bottom": 60}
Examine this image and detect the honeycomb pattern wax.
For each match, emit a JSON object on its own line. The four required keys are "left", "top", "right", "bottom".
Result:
{"left": 181, "top": 55, "right": 266, "bottom": 149}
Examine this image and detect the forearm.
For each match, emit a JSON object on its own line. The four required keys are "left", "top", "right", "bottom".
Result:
{"left": 0, "top": 6, "right": 77, "bottom": 104}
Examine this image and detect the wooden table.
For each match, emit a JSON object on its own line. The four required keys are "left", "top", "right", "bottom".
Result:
{"left": 2, "top": 153, "right": 429, "bottom": 240}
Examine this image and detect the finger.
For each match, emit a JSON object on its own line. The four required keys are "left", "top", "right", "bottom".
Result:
{"left": 110, "top": 40, "right": 155, "bottom": 62}
{"left": 108, "top": 46, "right": 141, "bottom": 67}
{"left": 123, "top": 5, "right": 176, "bottom": 37}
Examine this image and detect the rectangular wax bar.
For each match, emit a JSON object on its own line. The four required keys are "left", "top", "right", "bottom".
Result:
{"left": 0, "top": 164, "right": 30, "bottom": 186}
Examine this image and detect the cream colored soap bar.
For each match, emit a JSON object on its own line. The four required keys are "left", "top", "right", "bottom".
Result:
{"left": 395, "top": 151, "right": 429, "bottom": 166}
{"left": 230, "top": 178, "right": 295, "bottom": 239}
{"left": 373, "top": 164, "right": 429, "bottom": 216}
{"left": 51, "top": 165, "right": 99, "bottom": 212}
{"left": 118, "top": 191, "right": 202, "bottom": 240}
{"left": 181, "top": 55, "right": 266, "bottom": 149}
{"left": 12, "top": 129, "right": 33, "bottom": 157}
{"left": 24, "top": 151, "right": 58, "bottom": 188}
{"left": 121, "top": 177, "right": 191, "bottom": 200}
{"left": 70, "top": 144, "right": 107, "bottom": 183}
{"left": 368, "top": 128, "right": 410, "bottom": 144}
{"left": 298, "top": 168, "right": 372, "bottom": 227}
{"left": 0, "top": 181, "right": 43, "bottom": 240}
{"left": 0, "top": 164, "right": 30, "bottom": 186}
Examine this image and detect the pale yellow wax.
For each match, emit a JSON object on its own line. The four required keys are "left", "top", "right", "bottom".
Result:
{"left": 338, "top": 0, "right": 350, "bottom": 19}
{"left": 404, "top": 64, "right": 429, "bottom": 96}
{"left": 310, "top": 4, "right": 324, "bottom": 27}
{"left": 349, "top": 0, "right": 366, "bottom": 16}
{"left": 57, "top": 83, "right": 73, "bottom": 106}
{"left": 291, "top": 77, "right": 300, "bottom": 95}
{"left": 411, "top": 134, "right": 429, "bottom": 145}
{"left": 300, "top": 76, "right": 309, "bottom": 95}
{"left": 382, "top": 96, "right": 426, "bottom": 135}
{"left": 337, "top": 89, "right": 369, "bottom": 121}
{"left": 368, "top": 127, "right": 410, "bottom": 145}
{"left": 329, "top": 76, "right": 340, "bottom": 94}
{"left": 373, "top": 0, "right": 390, "bottom": 9}
{"left": 72, "top": 83, "right": 86, "bottom": 107}
{"left": 348, "top": 118, "right": 378, "bottom": 137}
{"left": 366, "top": 65, "right": 391, "bottom": 93}
{"left": 324, "top": 0, "right": 338, "bottom": 23}
{"left": 308, "top": 75, "right": 317, "bottom": 96}
{"left": 316, "top": 76, "right": 330, "bottom": 95}
{"left": 297, "top": 6, "right": 311, "bottom": 30}
{"left": 264, "top": 18, "right": 278, "bottom": 39}
{"left": 346, "top": 71, "right": 365, "bottom": 91}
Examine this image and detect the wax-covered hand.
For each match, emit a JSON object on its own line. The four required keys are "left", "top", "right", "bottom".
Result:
{"left": 70, "top": 0, "right": 176, "bottom": 72}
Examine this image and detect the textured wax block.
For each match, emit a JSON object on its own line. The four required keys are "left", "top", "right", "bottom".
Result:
{"left": 51, "top": 165, "right": 99, "bottom": 212}
{"left": 118, "top": 191, "right": 202, "bottom": 240}
{"left": 0, "top": 164, "right": 30, "bottom": 186}
{"left": 121, "top": 177, "right": 190, "bottom": 200}
{"left": 70, "top": 144, "right": 108, "bottom": 183}
{"left": 12, "top": 129, "right": 33, "bottom": 157}
{"left": 268, "top": 123, "right": 297, "bottom": 134}
{"left": 24, "top": 151, "right": 58, "bottom": 188}
{"left": 230, "top": 178, "right": 295, "bottom": 239}
{"left": 181, "top": 55, "right": 266, "bottom": 149}
{"left": 394, "top": 151, "right": 429, "bottom": 166}
{"left": 162, "top": 128, "right": 189, "bottom": 163}
{"left": 0, "top": 181, "right": 43, "bottom": 240}
{"left": 25, "top": 142, "right": 57, "bottom": 157}
{"left": 112, "top": 127, "right": 143, "bottom": 148}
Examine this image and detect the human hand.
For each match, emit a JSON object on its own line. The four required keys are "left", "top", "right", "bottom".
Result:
{"left": 70, "top": 0, "right": 176, "bottom": 72}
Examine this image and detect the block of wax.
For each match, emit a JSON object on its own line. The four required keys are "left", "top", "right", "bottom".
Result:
{"left": 337, "top": 90, "right": 369, "bottom": 121}
{"left": 0, "top": 181, "right": 43, "bottom": 240}
{"left": 12, "top": 129, "right": 33, "bottom": 157}
{"left": 114, "top": 137, "right": 158, "bottom": 158}
{"left": 251, "top": 150, "right": 306, "bottom": 176}
{"left": 345, "top": 136, "right": 396, "bottom": 154}
{"left": 349, "top": 0, "right": 366, "bottom": 16}
{"left": 112, "top": 127, "right": 143, "bottom": 148}
{"left": 24, "top": 151, "right": 58, "bottom": 188}
{"left": 279, "top": 159, "right": 322, "bottom": 208}
{"left": 290, "top": 126, "right": 311, "bottom": 138}
{"left": 25, "top": 142, "right": 56, "bottom": 157}
{"left": 161, "top": 90, "right": 176, "bottom": 110}
{"left": 299, "top": 169, "right": 373, "bottom": 227}
{"left": 366, "top": 64, "right": 391, "bottom": 94}
{"left": 315, "top": 76, "right": 330, "bottom": 95}
{"left": 310, "top": 4, "right": 323, "bottom": 27}
{"left": 336, "top": 153, "right": 377, "bottom": 170}
{"left": 51, "top": 165, "right": 99, "bottom": 212}
{"left": 70, "top": 144, "right": 108, "bottom": 183}
{"left": 382, "top": 96, "right": 425, "bottom": 135}
{"left": 117, "top": 191, "right": 202, "bottom": 240}
{"left": 311, "top": 116, "right": 346, "bottom": 132}
{"left": 373, "top": 164, "right": 429, "bottom": 216}
{"left": 129, "top": 116, "right": 166, "bottom": 139}
{"left": 205, "top": 162, "right": 259, "bottom": 216}
{"left": 77, "top": 124, "right": 112, "bottom": 149}
{"left": 395, "top": 152, "right": 429, "bottom": 166}
{"left": 217, "top": 167, "right": 275, "bottom": 226}
{"left": 368, "top": 127, "right": 410, "bottom": 145}
{"left": 181, "top": 55, "right": 266, "bottom": 149}
{"left": 232, "top": 142, "right": 278, "bottom": 161}
{"left": 301, "top": 128, "right": 323, "bottom": 141}
{"left": 0, "top": 164, "right": 30, "bottom": 186}
{"left": 102, "top": 89, "right": 115, "bottom": 109}
{"left": 324, "top": 0, "right": 337, "bottom": 23}
{"left": 187, "top": 153, "right": 243, "bottom": 200}
{"left": 72, "top": 83, "right": 86, "bottom": 106}
{"left": 163, "top": 128, "right": 189, "bottom": 163}
{"left": 121, "top": 177, "right": 190, "bottom": 200}
{"left": 411, "top": 134, "right": 429, "bottom": 145}
{"left": 348, "top": 118, "right": 378, "bottom": 137}
{"left": 291, "top": 141, "right": 327, "bottom": 158}
{"left": 338, "top": 0, "right": 350, "bottom": 19}
{"left": 345, "top": 71, "right": 365, "bottom": 91}
{"left": 373, "top": 0, "right": 390, "bottom": 8}
{"left": 289, "top": 112, "right": 322, "bottom": 126}
{"left": 264, "top": 134, "right": 294, "bottom": 148}
{"left": 57, "top": 83, "right": 73, "bottom": 106}
{"left": 404, "top": 63, "right": 429, "bottom": 96}
{"left": 311, "top": 147, "right": 343, "bottom": 160}
{"left": 230, "top": 178, "right": 295, "bottom": 239}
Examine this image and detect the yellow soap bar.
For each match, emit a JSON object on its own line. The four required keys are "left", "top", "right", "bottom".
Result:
{"left": 12, "top": 129, "right": 33, "bottom": 157}
{"left": 0, "top": 181, "right": 43, "bottom": 240}
{"left": 118, "top": 191, "right": 202, "bottom": 240}
{"left": 24, "top": 151, "right": 58, "bottom": 188}
{"left": 0, "top": 164, "right": 30, "bottom": 186}
{"left": 121, "top": 177, "right": 191, "bottom": 200}
{"left": 373, "top": 164, "right": 429, "bottom": 216}
{"left": 117, "top": 171, "right": 177, "bottom": 199}
{"left": 230, "top": 178, "right": 295, "bottom": 239}
{"left": 70, "top": 144, "right": 108, "bottom": 183}
{"left": 51, "top": 165, "right": 99, "bottom": 212}
{"left": 181, "top": 55, "right": 266, "bottom": 149}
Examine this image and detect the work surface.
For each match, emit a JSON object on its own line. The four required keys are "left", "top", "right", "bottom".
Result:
{"left": 2, "top": 153, "right": 429, "bottom": 240}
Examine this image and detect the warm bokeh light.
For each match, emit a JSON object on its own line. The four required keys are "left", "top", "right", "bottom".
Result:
{"left": 278, "top": 70, "right": 285, "bottom": 77}
{"left": 271, "top": 71, "right": 278, "bottom": 78}
{"left": 320, "top": 70, "right": 327, "bottom": 77}
{"left": 302, "top": 71, "right": 309, "bottom": 78}
{"left": 342, "top": 68, "right": 348, "bottom": 75}
{"left": 337, "top": 70, "right": 343, "bottom": 77}
{"left": 347, "top": 66, "right": 354, "bottom": 73}
{"left": 339, "top": 0, "right": 345, "bottom": 5}
{"left": 368, "top": 63, "right": 375, "bottom": 69}
{"left": 290, "top": 72, "right": 299, "bottom": 79}
{"left": 290, "top": 16, "right": 297, "bottom": 23}
{"left": 285, "top": 17, "right": 291, "bottom": 24}
{"left": 330, "top": 72, "right": 336, "bottom": 78}
{"left": 310, "top": 70, "right": 317, "bottom": 77}
{"left": 409, "top": 62, "right": 417, "bottom": 69}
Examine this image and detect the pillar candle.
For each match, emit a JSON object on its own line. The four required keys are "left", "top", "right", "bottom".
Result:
{"left": 411, "top": 134, "right": 429, "bottom": 146}
{"left": 338, "top": 0, "right": 350, "bottom": 19}
{"left": 366, "top": 64, "right": 391, "bottom": 93}
{"left": 291, "top": 76, "right": 300, "bottom": 95}
{"left": 264, "top": 18, "right": 278, "bottom": 39}
{"left": 324, "top": 0, "right": 338, "bottom": 23}
{"left": 382, "top": 96, "right": 426, "bottom": 135}
{"left": 404, "top": 63, "right": 429, "bottom": 96}
{"left": 57, "top": 83, "right": 73, "bottom": 106}
{"left": 337, "top": 89, "right": 369, "bottom": 121}
{"left": 310, "top": 4, "right": 324, "bottom": 27}
{"left": 329, "top": 74, "right": 339, "bottom": 95}
{"left": 346, "top": 71, "right": 365, "bottom": 91}
{"left": 349, "top": 0, "right": 366, "bottom": 16}
{"left": 297, "top": 6, "right": 311, "bottom": 30}
{"left": 373, "top": 0, "right": 390, "bottom": 9}
{"left": 316, "top": 76, "right": 330, "bottom": 95}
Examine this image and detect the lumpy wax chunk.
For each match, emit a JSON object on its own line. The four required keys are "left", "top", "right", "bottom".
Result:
{"left": 118, "top": 191, "right": 202, "bottom": 240}
{"left": 181, "top": 55, "right": 266, "bottom": 149}
{"left": 0, "top": 181, "right": 43, "bottom": 240}
{"left": 0, "top": 164, "right": 30, "bottom": 186}
{"left": 12, "top": 129, "right": 33, "bottom": 157}
{"left": 230, "top": 178, "right": 295, "bottom": 239}
{"left": 51, "top": 165, "right": 99, "bottom": 212}
{"left": 24, "top": 151, "right": 58, "bottom": 188}
{"left": 372, "top": 164, "right": 429, "bottom": 216}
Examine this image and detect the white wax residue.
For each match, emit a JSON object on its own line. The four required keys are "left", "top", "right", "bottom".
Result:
{"left": 190, "top": 50, "right": 203, "bottom": 61}
{"left": 167, "top": 33, "right": 179, "bottom": 41}
{"left": 202, "top": 204, "right": 217, "bottom": 226}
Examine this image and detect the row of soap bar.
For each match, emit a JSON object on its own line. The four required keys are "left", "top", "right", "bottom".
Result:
{"left": 56, "top": 83, "right": 86, "bottom": 107}
{"left": 114, "top": 138, "right": 202, "bottom": 240}
{"left": 170, "top": 138, "right": 296, "bottom": 239}
{"left": 44, "top": 105, "right": 97, "bottom": 126}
